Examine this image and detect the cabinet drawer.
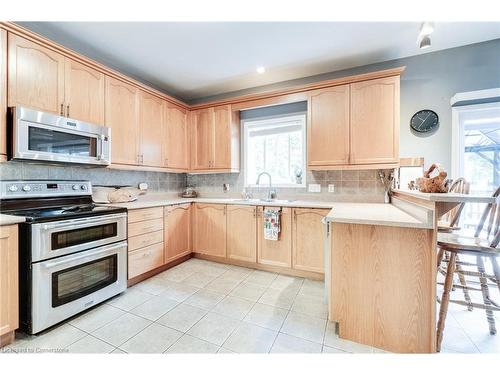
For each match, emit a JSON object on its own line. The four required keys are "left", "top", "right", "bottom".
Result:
{"left": 129, "top": 230, "right": 163, "bottom": 251}
{"left": 128, "top": 242, "right": 164, "bottom": 279}
{"left": 128, "top": 218, "right": 163, "bottom": 237}
{"left": 128, "top": 207, "right": 163, "bottom": 223}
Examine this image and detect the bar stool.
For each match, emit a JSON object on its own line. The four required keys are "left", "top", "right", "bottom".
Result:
{"left": 436, "top": 186, "right": 500, "bottom": 352}
{"left": 436, "top": 178, "right": 472, "bottom": 310}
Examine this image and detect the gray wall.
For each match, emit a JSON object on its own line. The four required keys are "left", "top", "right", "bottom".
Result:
{"left": 192, "top": 38, "right": 500, "bottom": 172}
{"left": 0, "top": 162, "right": 186, "bottom": 193}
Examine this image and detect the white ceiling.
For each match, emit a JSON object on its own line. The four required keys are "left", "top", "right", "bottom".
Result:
{"left": 19, "top": 22, "right": 500, "bottom": 102}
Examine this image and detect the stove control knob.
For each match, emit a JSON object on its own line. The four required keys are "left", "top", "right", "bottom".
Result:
{"left": 8, "top": 185, "right": 18, "bottom": 192}
{"left": 81, "top": 185, "right": 88, "bottom": 190}
{"left": 72, "top": 185, "right": 79, "bottom": 191}
{"left": 22, "top": 185, "right": 31, "bottom": 192}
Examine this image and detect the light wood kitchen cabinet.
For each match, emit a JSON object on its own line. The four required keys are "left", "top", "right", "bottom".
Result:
{"left": 193, "top": 203, "right": 227, "bottom": 258}
{"left": 64, "top": 58, "right": 105, "bottom": 124}
{"left": 226, "top": 205, "right": 257, "bottom": 263}
{"left": 105, "top": 76, "right": 139, "bottom": 165}
{"left": 138, "top": 90, "right": 164, "bottom": 167}
{"left": 307, "top": 85, "right": 350, "bottom": 167}
{"left": 8, "top": 34, "right": 105, "bottom": 123}
{"left": 0, "top": 225, "right": 18, "bottom": 347}
{"left": 0, "top": 29, "right": 6, "bottom": 158}
{"left": 190, "top": 105, "right": 240, "bottom": 172}
{"left": 350, "top": 76, "right": 400, "bottom": 165}
{"left": 164, "top": 204, "right": 191, "bottom": 262}
{"left": 257, "top": 206, "right": 292, "bottom": 268}
{"left": 8, "top": 33, "right": 65, "bottom": 115}
{"left": 164, "top": 103, "right": 189, "bottom": 170}
{"left": 292, "top": 208, "right": 329, "bottom": 273}
{"left": 191, "top": 108, "right": 213, "bottom": 170}
{"left": 127, "top": 207, "right": 164, "bottom": 280}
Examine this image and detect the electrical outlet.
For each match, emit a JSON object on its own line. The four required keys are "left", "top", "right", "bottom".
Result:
{"left": 328, "top": 184, "right": 335, "bottom": 193}
{"left": 308, "top": 184, "right": 321, "bottom": 193}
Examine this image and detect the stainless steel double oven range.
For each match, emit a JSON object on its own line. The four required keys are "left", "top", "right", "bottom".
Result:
{"left": 0, "top": 180, "right": 127, "bottom": 334}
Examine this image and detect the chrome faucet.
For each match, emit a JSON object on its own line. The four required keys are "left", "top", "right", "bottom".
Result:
{"left": 256, "top": 172, "right": 275, "bottom": 201}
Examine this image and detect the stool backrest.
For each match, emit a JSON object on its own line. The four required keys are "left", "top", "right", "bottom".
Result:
{"left": 474, "top": 186, "right": 500, "bottom": 247}
{"left": 445, "top": 178, "right": 470, "bottom": 227}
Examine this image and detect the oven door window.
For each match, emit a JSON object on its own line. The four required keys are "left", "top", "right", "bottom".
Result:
{"left": 51, "top": 223, "right": 118, "bottom": 250}
{"left": 52, "top": 255, "right": 117, "bottom": 307}
{"left": 28, "top": 126, "right": 97, "bottom": 157}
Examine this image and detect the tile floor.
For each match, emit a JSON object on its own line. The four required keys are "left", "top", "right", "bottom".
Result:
{"left": 2, "top": 258, "right": 499, "bottom": 354}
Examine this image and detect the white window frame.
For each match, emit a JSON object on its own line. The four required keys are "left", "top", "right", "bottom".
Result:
{"left": 242, "top": 113, "right": 307, "bottom": 188}
{"left": 451, "top": 98, "right": 500, "bottom": 179}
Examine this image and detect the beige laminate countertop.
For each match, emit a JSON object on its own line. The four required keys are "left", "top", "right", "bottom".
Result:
{"left": 324, "top": 202, "right": 432, "bottom": 229}
{"left": 393, "top": 189, "right": 495, "bottom": 203}
{"left": 103, "top": 194, "right": 431, "bottom": 229}
{"left": 0, "top": 214, "right": 25, "bottom": 226}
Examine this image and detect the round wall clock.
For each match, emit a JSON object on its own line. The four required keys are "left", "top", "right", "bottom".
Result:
{"left": 410, "top": 109, "right": 439, "bottom": 133}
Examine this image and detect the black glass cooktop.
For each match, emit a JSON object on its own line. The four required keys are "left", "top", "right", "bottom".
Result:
{"left": 1, "top": 202, "right": 126, "bottom": 223}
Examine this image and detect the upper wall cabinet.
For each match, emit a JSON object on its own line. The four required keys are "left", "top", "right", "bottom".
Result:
{"left": 138, "top": 90, "right": 164, "bottom": 167}
{"left": 164, "top": 103, "right": 189, "bottom": 170}
{"left": 307, "top": 85, "right": 350, "bottom": 167}
{"left": 105, "top": 76, "right": 139, "bottom": 165}
{"left": 8, "top": 34, "right": 105, "bottom": 124}
{"left": 350, "top": 76, "right": 399, "bottom": 165}
{"left": 0, "top": 29, "right": 7, "bottom": 157}
{"left": 64, "top": 58, "right": 105, "bottom": 124}
{"left": 190, "top": 105, "right": 240, "bottom": 172}
{"left": 307, "top": 75, "right": 400, "bottom": 170}
{"left": 8, "top": 34, "right": 65, "bottom": 115}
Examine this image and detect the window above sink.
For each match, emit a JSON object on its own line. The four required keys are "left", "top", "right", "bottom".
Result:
{"left": 243, "top": 113, "right": 306, "bottom": 188}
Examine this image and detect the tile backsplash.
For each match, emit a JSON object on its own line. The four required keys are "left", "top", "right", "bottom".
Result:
{"left": 0, "top": 161, "right": 390, "bottom": 202}
{"left": 0, "top": 161, "right": 187, "bottom": 193}
{"left": 187, "top": 169, "right": 390, "bottom": 202}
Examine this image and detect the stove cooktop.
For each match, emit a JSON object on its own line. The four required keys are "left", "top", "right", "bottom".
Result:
{"left": 1, "top": 203, "right": 126, "bottom": 223}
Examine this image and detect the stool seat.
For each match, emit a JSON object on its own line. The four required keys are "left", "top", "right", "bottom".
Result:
{"left": 438, "top": 232, "right": 500, "bottom": 255}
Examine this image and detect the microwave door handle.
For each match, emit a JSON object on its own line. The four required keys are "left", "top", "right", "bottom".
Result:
{"left": 98, "top": 135, "right": 105, "bottom": 161}
{"left": 42, "top": 242, "right": 126, "bottom": 269}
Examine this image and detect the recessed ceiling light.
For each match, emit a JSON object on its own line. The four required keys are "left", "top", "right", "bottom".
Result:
{"left": 256, "top": 66, "right": 266, "bottom": 74}
{"left": 419, "top": 36, "right": 431, "bottom": 49}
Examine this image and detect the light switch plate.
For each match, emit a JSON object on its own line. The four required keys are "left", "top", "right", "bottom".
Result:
{"left": 308, "top": 184, "right": 321, "bottom": 193}
{"left": 328, "top": 184, "right": 335, "bottom": 193}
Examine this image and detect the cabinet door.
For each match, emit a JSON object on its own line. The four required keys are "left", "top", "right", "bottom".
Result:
{"left": 64, "top": 58, "right": 105, "bottom": 124}
{"left": 8, "top": 34, "right": 65, "bottom": 114}
{"left": 307, "top": 85, "right": 350, "bottom": 166}
{"left": 138, "top": 91, "right": 164, "bottom": 167}
{"left": 292, "top": 208, "right": 329, "bottom": 273}
{"left": 0, "top": 29, "right": 6, "bottom": 157}
{"left": 257, "top": 206, "right": 292, "bottom": 268}
{"left": 105, "top": 76, "right": 139, "bottom": 165}
{"left": 350, "top": 76, "right": 399, "bottom": 164}
{"left": 165, "top": 204, "right": 191, "bottom": 262}
{"left": 193, "top": 203, "right": 226, "bottom": 258}
{"left": 191, "top": 108, "right": 213, "bottom": 170}
{"left": 0, "top": 225, "right": 18, "bottom": 336}
{"left": 227, "top": 205, "right": 257, "bottom": 263}
{"left": 164, "top": 103, "right": 189, "bottom": 169}
{"left": 213, "top": 105, "right": 231, "bottom": 169}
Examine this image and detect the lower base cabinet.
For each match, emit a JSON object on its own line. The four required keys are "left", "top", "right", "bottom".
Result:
{"left": 226, "top": 205, "right": 257, "bottom": 262}
{"left": 257, "top": 206, "right": 292, "bottom": 268}
{"left": 0, "top": 225, "right": 18, "bottom": 347}
{"left": 164, "top": 203, "right": 191, "bottom": 262}
{"left": 193, "top": 203, "right": 227, "bottom": 258}
{"left": 292, "top": 208, "right": 329, "bottom": 274}
{"left": 128, "top": 242, "right": 164, "bottom": 279}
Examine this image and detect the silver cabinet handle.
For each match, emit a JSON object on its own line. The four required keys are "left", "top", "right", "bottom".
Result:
{"left": 60, "top": 104, "right": 64, "bottom": 116}
{"left": 66, "top": 105, "right": 70, "bottom": 118}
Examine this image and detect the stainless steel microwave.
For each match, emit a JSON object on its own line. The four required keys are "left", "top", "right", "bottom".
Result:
{"left": 9, "top": 106, "right": 111, "bottom": 166}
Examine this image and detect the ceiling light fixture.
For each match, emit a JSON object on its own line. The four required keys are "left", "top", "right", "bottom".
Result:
{"left": 417, "top": 22, "right": 434, "bottom": 50}
{"left": 256, "top": 66, "right": 266, "bottom": 74}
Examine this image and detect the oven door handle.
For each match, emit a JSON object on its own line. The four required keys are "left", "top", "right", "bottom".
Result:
{"left": 40, "top": 213, "right": 127, "bottom": 231}
{"left": 42, "top": 241, "right": 126, "bottom": 269}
